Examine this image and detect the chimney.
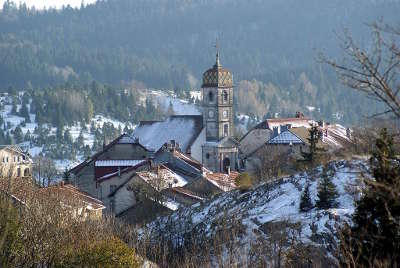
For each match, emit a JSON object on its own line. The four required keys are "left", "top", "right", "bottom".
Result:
{"left": 272, "top": 127, "right": 279, "bottom": 138}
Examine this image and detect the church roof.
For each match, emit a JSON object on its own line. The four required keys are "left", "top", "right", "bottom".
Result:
{"left": 132, "top": 115, "right": 203, "bottom": 153}
{"left": 202, "top": 53, "right": 233, "bottom": 88}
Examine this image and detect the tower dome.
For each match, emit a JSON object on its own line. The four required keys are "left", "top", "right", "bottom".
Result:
{"left": 202, "top": 53, "right": 233, "bottom": 88}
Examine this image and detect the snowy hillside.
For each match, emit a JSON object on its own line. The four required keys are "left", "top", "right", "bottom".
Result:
{"left": 145, "top": 90, "right": 201, "bottom": 115}
{"left": 0, "top": 92, "right": 134, "bottom": 171}
{"left": 143, "top": 159, "right": 367, "bottom": 263}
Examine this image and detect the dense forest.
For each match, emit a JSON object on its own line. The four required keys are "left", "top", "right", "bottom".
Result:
{"left": 0, "top": 0, "right": 398, "bottom": 124}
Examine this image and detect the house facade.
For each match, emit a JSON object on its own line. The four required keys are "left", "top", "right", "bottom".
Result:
{"left": 0, "top": 145, "right": 33, "bottom": 178}
{"left": 69, "top": 134, "right": 152, "bottom": 198}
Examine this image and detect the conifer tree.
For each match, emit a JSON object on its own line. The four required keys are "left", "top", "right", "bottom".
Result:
{"left": 299, "top": 182, "right": 313, "bottom": 212}
{"left": 316, "top": 166, "right": 338, "bottom": 209}
{"left": 341, "top": 129, "right": 400, "bottom": 266}
{"left": 301, "top": 123, "right": 321, "bottom": 163}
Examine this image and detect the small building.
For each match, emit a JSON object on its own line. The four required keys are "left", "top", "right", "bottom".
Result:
{"left": 0, "top": 145, "right": 33, "bottom": 178}
{"left": 69, "top": 134, "right": 153, "bottom": 198}
{"left": 41, "top": 183, "right": 105, "bottom": 220}
{"left": 0, "top": 178, "right": 105, "bottom": 220}
{"left": 239, "top": 115, "right": 312, "bottom": 158}
{"left": 243, "top": 129, "right": 307, "bottom": 173}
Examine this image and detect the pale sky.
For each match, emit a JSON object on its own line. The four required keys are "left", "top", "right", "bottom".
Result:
{"left": 0, "top": 0, "right": 97, "bottom": 9}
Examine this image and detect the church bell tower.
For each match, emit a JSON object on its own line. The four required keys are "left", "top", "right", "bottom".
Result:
{"left": 202, "top": 50, "right": 234, "bottom": 141}
{"left": 201, "top": 47, "right": 238, "bottom": 173}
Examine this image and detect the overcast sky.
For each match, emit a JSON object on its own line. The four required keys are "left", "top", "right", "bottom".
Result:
{"left": 0, "top": 0, "right": 97, "bottom": 9}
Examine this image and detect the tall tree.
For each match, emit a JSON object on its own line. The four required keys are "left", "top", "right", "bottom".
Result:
{"left": 340, "top": 129, "right": 400, "bottom": 266}
{"left": 299, "top": 182, "right": 313, "bottom": 212}
{"left": 316, "top": 166, "right": 338, "bottom": 209}
{"left": 301, "top": 123, "right": 321, "bottom": 163}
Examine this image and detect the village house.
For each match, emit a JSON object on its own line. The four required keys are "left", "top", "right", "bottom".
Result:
{"left": 239, "top": 113, "right": 312, "bottom": 158}
{"left": 241, "top": 121, "right": 352, "bottom": 173}
{"left": 69, "top": 134, "right": 153, "bottom": 198}
{"left": 0, "top": 178, "right": 105, "bottom": 220}
{"left": 0, "top": 145, "right": 33, "bottom": 178}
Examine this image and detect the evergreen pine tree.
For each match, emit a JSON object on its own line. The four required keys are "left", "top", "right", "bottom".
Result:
{"left": 300, "top": 182, "right": 313, "bottom": 212}
{"left": 301, "top": 123, "right": 321, "bottom": 163}
{"left": 19, "top": 103, "right": 30, "bottom": 123}
{"left": 316, "top": 166, "right": 339, "bottom": 209}
{"left": 341, "top": 129, "right": 400, "bottom": 266}
{"left": 13, "top": 126, "right": 24, "bottom": 144}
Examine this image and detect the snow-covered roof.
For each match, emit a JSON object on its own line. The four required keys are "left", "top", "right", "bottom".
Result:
{"left": 132, "top": 115, "right": 203, "bottom": 153}
{"left": 267, "top": 130, "right": 305, "bottom": 145}
{"left": 137, "top": 165, "right": 188, "bottom": 190}
{"left": 95, "top": 160, "right": 146, "bottom": 167}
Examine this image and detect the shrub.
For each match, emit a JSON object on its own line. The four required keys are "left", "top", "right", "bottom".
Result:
{"left": 235, "top": 173, "right": 253, "bottom": 191}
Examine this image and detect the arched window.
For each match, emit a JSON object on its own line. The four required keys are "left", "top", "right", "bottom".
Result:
{"left": 223, "top": 90, "right": 228, "bottom": 102}
{"left": 208, "top": 91, "right": 214, "bottom": 102}
{"left": 224, "top": 124, "right": 229, "bottom": 137}
{"left": 24, "top": 168, "right": 30, "bottom": 177}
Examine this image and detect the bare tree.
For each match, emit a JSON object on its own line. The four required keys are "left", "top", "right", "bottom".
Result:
{"left": 33, "top": 156, "right": 58, "bottom": 187}
{"left": 322, "top": 22, "right": 400, "bottom": 118}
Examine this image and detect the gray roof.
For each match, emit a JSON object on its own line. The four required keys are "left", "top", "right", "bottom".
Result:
{"left": 267, "top": 130, "right": 305, "bottom": 145}
{"left": 132, "top": 115, "right": 203, "bottom": 153}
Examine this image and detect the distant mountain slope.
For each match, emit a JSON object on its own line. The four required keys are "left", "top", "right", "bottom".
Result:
{"left": 142, "top": 159, "right": 368, "bottom": 265}
{"left": 0, "top": 0, "right": 398, "bottom": 123}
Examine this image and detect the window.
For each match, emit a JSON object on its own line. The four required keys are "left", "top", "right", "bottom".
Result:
{"left": 24, "top": 168, "right": 30, "bottom": 177}
{"left": 223, "top": 110, "right": 228, "bottom": 118}
{"left": 223, "top": 90, "right": 228, "bottom": 102}
{"left": 224, "top": 124, "right": 229, "bottom": 137}
{"left": 206, "top": 153, "right": 210, "bottom": 159}
{"left": 208, "top": 91, "right": 214, "bottom": 102}
{"left": 17, "top": 168, "right": 21, "bottom": 177}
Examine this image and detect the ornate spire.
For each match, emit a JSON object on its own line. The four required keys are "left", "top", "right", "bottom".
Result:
{"left": 214, "top": 38, "right": 221, "bottom": 68}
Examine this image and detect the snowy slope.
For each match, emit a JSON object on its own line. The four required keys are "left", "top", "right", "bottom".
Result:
{"left": 0, "top": 93, "right": 134, "bottom": 171}
{"left": 144, "top": 159, "right": 367, "bottom": 261}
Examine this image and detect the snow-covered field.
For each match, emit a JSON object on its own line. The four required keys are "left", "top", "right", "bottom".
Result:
{"left": 146, "top": 90, "right": 201, "bottom": 115}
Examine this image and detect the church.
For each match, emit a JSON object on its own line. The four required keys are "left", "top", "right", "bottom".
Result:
{"left": 131, "top": 51, "right": 239, "bottom": 173}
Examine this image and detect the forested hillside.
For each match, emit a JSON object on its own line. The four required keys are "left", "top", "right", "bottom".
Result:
{"left": 0, "top": 0, "right": 399, "bottom": 123}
